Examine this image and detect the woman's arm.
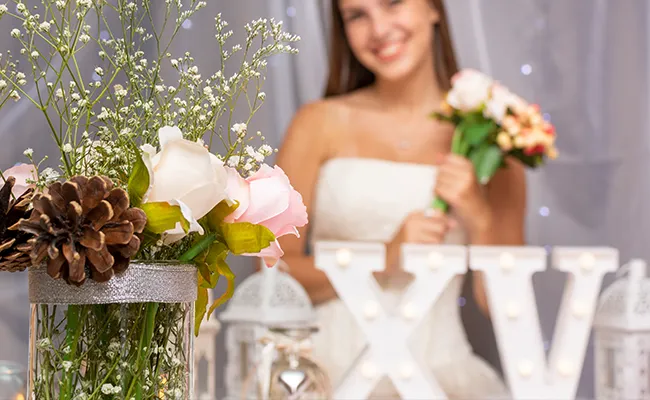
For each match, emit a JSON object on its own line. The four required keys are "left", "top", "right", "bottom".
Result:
{"left": 470, "top": 157, "right": 527, "bottom": 314}
{"left": 273, "top": 101, "right": 338, "bottom": 305}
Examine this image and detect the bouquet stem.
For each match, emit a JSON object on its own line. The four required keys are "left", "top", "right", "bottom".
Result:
{"left": 431, "top": 197, "right": 449, "bottom": 213}
{"left": 431, "top": 127, "right": 467, "bottom": 213}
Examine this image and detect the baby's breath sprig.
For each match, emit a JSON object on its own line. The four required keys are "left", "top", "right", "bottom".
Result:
{"left": 1, "top": 0, "right": 299, "bottom": 185}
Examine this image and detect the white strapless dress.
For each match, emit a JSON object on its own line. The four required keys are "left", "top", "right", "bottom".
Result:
{"left": 309, "top": 158, "right": 509, "bottom": 399}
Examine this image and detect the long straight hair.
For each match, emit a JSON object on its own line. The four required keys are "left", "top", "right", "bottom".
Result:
{"left": 324, "top": 0, "right": 459, "bottom": 97}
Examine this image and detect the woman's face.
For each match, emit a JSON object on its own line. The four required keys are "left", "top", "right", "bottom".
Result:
{"left": 339, "top": 0, "right": 440, "bottom": 83}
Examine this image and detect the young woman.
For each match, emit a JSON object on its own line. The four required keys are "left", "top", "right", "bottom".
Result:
{"left": 275, "top": 0, "right": 525, "bottom": 397}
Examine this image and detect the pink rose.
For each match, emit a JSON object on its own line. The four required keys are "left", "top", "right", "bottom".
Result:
{"left": 3, "top": 163, "right": 37, "bottom": 198}
{"left": 225, "top": 164, "right": 308, "bottom": 267}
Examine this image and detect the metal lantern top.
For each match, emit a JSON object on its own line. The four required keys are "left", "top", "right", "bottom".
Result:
{"left": 594, "top": 259, "right": 650, "bottom": 332}
{"left": 220, "top": 261, "right": 316, "bottom": 327}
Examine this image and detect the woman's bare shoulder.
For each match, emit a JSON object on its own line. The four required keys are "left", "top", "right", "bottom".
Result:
{"left": 293, "top": 94, "right": 360, "bottom": 124}
{"left": 288, "top": 95, "right": 360, "bottom": 140}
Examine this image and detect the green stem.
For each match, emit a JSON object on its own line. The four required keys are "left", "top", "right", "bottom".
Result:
{"left": 60, "top": 305, "right": 83, "bottom": 400}
{"left": 179, "top": 233, "right": 217, "bottom": 262}
{"left": 431, "top": 126, "right": 468, "bottom": 212}
{"left": 126, "top": 302, "right": 159, "bottom": 399}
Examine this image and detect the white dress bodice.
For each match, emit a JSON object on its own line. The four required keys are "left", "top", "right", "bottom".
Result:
{"left": 308, "top": 158, "right": 509, "bottom": 399}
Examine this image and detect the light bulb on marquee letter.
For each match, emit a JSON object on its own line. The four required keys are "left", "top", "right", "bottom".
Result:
{"left": 500, "top": 252, "right": 516, "bottom": 271}
{"left": 428, "top": 251, "right": 445, "bottom": 270}
{"left": 579, "top": 252, "right": 596, "bottom": 271}
{"left": 506, "top": 301, "right": 520, "bottom": 320}
{"left": 557, "top": 359, "right": 575, "bottom": 377}
{"left": 571, "top": 301, "right": 588, "bottom": 318}
{"left": 361, "top": 361, "right": 377, "bottom": 379}
{"left": 401, "top": 302, "right": 417, "bottom": 320}
{"left": 364, "top": 301, "right": 379, "bottom": 320}
{"left": 518, "top": 360, "right": 533, "bottom": 378}
{"left": 336, "top": 248, "right": 351, "bottom": 267}
{"left": 400, "top": 363, "right": 413, "bottom": 380}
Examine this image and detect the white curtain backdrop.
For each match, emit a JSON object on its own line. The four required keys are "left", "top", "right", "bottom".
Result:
{"left": 1, "top": 1, "right": 648, "bottom": 399}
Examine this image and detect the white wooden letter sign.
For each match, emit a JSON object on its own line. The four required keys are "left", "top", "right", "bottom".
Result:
{"left": 315, "top": 241, "right": 467, "bottom": 399}
{"left": 315, "top": 242, "right": 618, "bottom": 400}
{"left": 470, "top": 246, "right": 617, "bottom": 399}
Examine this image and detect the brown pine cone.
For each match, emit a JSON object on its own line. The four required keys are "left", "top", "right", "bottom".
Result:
{"left": 18, "top": 175, "right": 147, "bottom": 285}
{"left": 0, "top": 177, "right": 33, "bottom": 272}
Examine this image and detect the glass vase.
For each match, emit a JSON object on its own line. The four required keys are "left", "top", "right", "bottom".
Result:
{"left": 263, "top": 326, "right": 331, "bottom": 400}
{"left": 27, "top": 262, "right": 196, "bottom": 400}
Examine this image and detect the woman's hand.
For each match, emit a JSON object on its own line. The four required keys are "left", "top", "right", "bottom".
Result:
{"left": 392, "top": 209, "right": 456, "bottom": 245}
{"left": 380, "top": 210, "right": 456, "bottom": 286}
{"left": 434, "top": 153, "right": 494, "bottom": 239}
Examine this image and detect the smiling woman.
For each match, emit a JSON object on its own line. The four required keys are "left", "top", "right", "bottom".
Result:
{"left": 325, "top": 0, "right": 457, "bottom": 96}
{"left": 275, "top": 0, "right": 524, "bottom": 397}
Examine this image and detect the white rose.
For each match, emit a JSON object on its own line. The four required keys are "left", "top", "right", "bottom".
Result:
{"left": 484, "top": 84, "right": 513, "bottom": 123}
{"left": 484, "top": 83, "right": 530, "bottom": 124}
{"left": 142, "top": 126, "right": 228, "bottom": 242}
{"left": 446, "top": 69, "right": 493, "bottom": 112}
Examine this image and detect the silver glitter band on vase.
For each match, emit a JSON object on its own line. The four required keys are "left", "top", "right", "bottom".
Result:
{"left": 28, "top": 262, "right": 197, "bottom": 304}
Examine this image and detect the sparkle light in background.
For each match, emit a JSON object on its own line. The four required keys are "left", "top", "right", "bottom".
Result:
{"left": 286, "top": 6, "right": 296, "bottom": 17}
{"left": 521, "top": 64, "right": 532, "bottom": 75}
{"left": 182, "top": 19, "right": 193, "bottom": 30}
{"left": 539, "top": 206, "right": 550, "bottom": 217}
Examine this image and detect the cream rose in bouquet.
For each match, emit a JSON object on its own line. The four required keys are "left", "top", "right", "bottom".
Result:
{"left": 432, "top": 69, "right": 558, "bottom": 212}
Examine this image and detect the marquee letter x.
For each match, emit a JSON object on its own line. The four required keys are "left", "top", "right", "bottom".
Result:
{"left": 315, "top": 241, "right": 467, "bottom": 399}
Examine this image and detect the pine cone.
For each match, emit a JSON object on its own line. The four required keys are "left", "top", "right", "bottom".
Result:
{"left": 18, "top": 176, "right": 147, "bottom": 285}
{"left": 0, "top": 177, "right": 33, "bottom": 272}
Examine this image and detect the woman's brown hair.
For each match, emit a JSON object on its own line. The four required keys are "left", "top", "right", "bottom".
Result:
{"left": 324, "top": 0, "right": 459, "bottom": 97}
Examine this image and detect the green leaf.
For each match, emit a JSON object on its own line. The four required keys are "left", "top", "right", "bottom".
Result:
{"left": 208, "top": 259, "right": 236, "bottom": 318}
{"left": 221, "top": 222, "right": 276, "bottom": 255}
{"left": 194, "top": 284, "right": 208, "bottom": 337}
{"left": 140, "top": 202, "right": 189, "bottom": 234}
{"left": 473, "top": 145, "right": 504, "bottom": 184}
{"left": 464, "top": 120, "right": 498, "bottom": 146}
{"left": 200, "top": 271, "right": 220, "bottom": 289}
{"left": 469, "top": 142, "right": 490, "bottom": 165}
{"left": 127, "top": 151, "right": 150, "bottom": 208}
{"left": 195, "top": 241, "right": 228, "bottom": 287}
{"left": 196, "top": 254, "right": 212, "bottom": 285}
{"left": 203, "top": 200, "right": 239, "bottom": 231}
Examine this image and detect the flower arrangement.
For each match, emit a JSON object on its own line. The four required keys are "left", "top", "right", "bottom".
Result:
{"left": 432, "top": 69, "right": 558, "bottom": 212}
{"left": 0, "top": 1, "right": 307, "bottom": 398}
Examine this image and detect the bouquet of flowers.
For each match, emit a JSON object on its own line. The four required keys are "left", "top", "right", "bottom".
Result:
{"left": 0, "top": 1, "right": 306, "bottom": 398}
{"left": 431, "top": 69, "right": 558, "bottom": 212}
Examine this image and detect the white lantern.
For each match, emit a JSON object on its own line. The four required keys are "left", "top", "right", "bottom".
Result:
{"left": 193, "top": 288, "right": 222, "bottom": 400}
{"left": 594, "top": 259, "right": 650, "bottom": 399}
{"left": 220, "top": 263, "right": 317, "bottom": 400}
